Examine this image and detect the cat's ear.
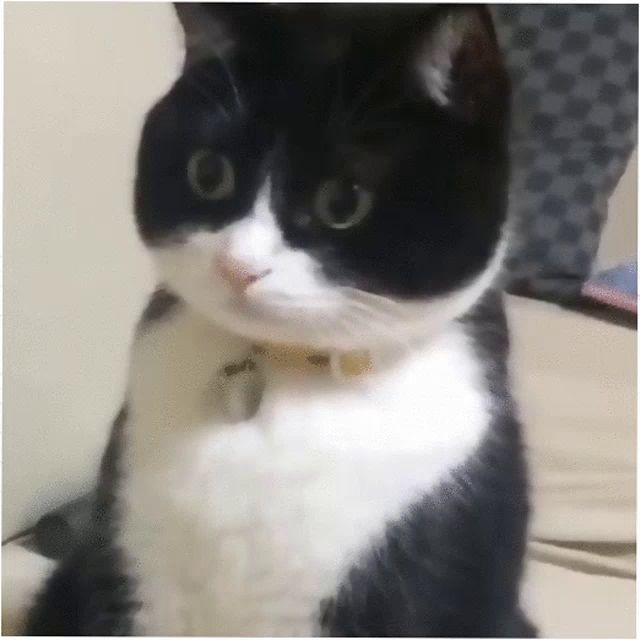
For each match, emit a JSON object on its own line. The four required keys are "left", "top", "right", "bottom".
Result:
{"left": 174, "top": 3, "right": 233, "bottom": 64}
{"left": 414, "top": 7, "right": 509, "bottom": 123}
{"left": 173, "top": 2, "right": 265, "bottom": 65}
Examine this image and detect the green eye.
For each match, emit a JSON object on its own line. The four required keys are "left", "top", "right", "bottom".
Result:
{"left": 314, "top": 179, "right": 373, "bottom": 230}
{"left": 187, "top": 149, "right": 235, "bottom": 200}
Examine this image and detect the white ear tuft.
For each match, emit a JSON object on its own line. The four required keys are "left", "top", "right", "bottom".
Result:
{"left": 413, "top": 9, "right": 508, "bottom": 122}
{"left": 415, "top": 14, "right": 467, "bottom": 107}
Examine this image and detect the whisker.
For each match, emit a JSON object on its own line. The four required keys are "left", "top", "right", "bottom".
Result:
{"left": 340, "top": 288, "right": 406, "bottom": 315}
{"left": 263, "top": 294, "right": 335, "bottom": 310}
{"left": 341, "top": 307, "right": 413, "bottom": 355}
{"left": 217, "top": 56, "right": 244, "bottom": 114}
{"left": 344, "top": 299, "right": 399, "bottom": 326}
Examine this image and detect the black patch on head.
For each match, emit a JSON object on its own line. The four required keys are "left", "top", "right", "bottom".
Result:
{"left": 135, "top": 4, "right": 510, "bottom": 300}
{"left": 320, "top": 292, "right": 535, "bottom": 637}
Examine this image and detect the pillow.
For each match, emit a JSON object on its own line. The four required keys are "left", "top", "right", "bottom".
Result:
{"left": 492, "top": 5, "right": 638, "bottom": 301}
{"left": 583, "top": 261, "right": 637, "bottom": 314}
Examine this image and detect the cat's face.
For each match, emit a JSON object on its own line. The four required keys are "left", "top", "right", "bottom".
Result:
{"left": 135, "top": 5, "right": 510, "bottom": 349}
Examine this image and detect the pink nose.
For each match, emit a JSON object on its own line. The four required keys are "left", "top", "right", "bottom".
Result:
{"left": 216, "top": 255, "right": 271, "bottom": 294}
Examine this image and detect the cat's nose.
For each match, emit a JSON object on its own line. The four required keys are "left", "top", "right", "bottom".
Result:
{"left": 216, "top": 254, "right": 271, "bottom": 294}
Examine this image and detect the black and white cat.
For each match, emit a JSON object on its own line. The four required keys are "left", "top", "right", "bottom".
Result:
{"left": 23, "top": 4, "right": 535, "bottom": 636}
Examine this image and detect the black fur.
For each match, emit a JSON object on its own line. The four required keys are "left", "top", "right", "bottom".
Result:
{"left": 25, "top": 534, "right": 135, "bottom": 636}
{"left": 136, "top": 3, "right": 510, "bottom": 298}
{"left": 26, "top": 411, "right": 137, "bottom": 635}
{"left": 25, "top": 5, "right": 534, "bottom": 636}
{"left": 26, "top": 294, "right": 536, "bottom": 637}
{"left": 25, "top": 297, "right": 178, "bottom": 635}
{"left": 322, "top": 291, "right": 535, "bottom": 636}
{"left": 137, "top": 287, "right": 181, "bottom": 329}
{"left": 28, "top": 494, "right": 95, "bottom": 562}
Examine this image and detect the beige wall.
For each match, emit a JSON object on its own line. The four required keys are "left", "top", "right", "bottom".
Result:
{"left": 3, "top": 3, "right": 179, "bottom": 536}
{"left": 3, "top": 3, "right": 638, "bottom": 538}
{"left": 599, "top": 148, "right": 638, "bottom": 267}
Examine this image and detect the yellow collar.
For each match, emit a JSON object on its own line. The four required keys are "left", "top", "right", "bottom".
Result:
{"left": 252, "top": 342, "right": 373, "bottom": 379}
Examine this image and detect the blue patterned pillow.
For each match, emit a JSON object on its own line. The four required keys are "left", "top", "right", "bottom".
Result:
{"left": 492, "top": 5, "right": 637, "bottom": 300}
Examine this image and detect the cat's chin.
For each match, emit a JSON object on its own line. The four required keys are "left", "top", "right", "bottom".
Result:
{"left": 178, "top": 293, "right": 361, "bottom": 351}
{"left": 179, "top": 294, "right": 433, "bottom": 356}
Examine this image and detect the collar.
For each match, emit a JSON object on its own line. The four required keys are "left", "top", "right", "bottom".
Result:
{"left": 252, "top": 342, "right": 374, "bottom": 380}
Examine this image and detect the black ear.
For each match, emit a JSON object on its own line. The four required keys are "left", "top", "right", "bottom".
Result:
{"left": 174, "top": 3, "right": 278, "bottom": 65}
{"left": 173, "top": 3, "right": 235, "bottom": 64}
{"left": 414, "top": 7, "right": 509, "bottom": 124}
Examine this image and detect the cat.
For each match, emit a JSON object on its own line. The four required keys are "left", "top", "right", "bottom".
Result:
{"left": 22, "top": 4, "right": 535, "bottom": 636}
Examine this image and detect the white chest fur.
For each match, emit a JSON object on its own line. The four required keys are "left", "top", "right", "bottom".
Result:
{"left": 119, "top": 307, "right": 490, "bottom": 636}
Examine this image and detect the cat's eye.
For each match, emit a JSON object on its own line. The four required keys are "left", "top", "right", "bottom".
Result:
{"left": 187, "top": 149, "right": 235, "bottom": 201}
{"left": 314, "top": 180, "right": 373, "bottom": 230}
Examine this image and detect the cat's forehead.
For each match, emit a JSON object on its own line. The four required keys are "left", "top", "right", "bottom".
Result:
{"left": 171, "top": 76, "right": 437, "bottom": 200}
{"left": 183, "top": 49, "right": 425, "bottom": 138}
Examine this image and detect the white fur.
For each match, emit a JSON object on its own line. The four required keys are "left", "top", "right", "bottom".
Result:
{"left": 120, "top": 308, "right": 490, "bottom": 636}
{"left": 118, "top": 176, "right": 504, "bottom": 634}
{"left": 2, "top": 201, "right": 504, "bottom": 635}
{"left": 415, "top": 14, "right": 466, "bottom": 107}
{"left": 153, "top": 179, "right": 505, "bottom": 352}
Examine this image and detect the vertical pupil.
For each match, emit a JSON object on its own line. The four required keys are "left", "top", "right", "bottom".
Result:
{"left": 329, "top": 182, "right": 358, "bottom": 220}
{"left": 196, "top": 153, "right": 223, "bottom": 191}
{"left": 329, "top": 182, "right": 358, "bottom": 222}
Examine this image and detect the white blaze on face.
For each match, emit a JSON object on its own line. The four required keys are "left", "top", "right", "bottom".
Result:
{"left": 151, "top": 177, "right": 506, "bottom": 351}
{"left": 151, "top": 178, "right": 344, "bottom": 346}
{"left": 222, "top": 181, "right": 281, "bottom": 276}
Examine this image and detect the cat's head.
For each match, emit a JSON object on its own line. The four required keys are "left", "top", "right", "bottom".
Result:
{"left": 135, "top": 4, "right": 510, "bottom": 350}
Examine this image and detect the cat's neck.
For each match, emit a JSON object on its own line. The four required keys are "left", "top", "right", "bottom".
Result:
{"left": 132, "top": 299, "right": 448, "bottom": 395}
{"left": 251, "top": 336, "right": 432, "bottom": 382}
